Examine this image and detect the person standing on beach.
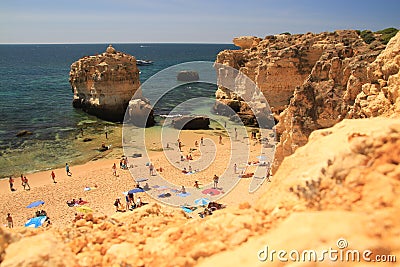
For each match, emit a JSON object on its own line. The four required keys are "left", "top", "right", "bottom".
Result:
{"left": 200, "top": 137, "right": 204, "bottom": 146}
{"left": 6, "top": 213, "right": 13, "bottom": 228}
{"left": 234, "top": 163, "right": 237, "bottom": 174}
{"left": 178, "top": 141, "right": 182, "bottom": 152}
{"left": 149, "top": 163, "right": 155, "bottom": 176}
{"left": 66, "top": 163, "right": 72, "bottom": 176}
{"left": 23, "top": 176, "right": 31, "bottom": 190}
{"left": 213, "top": 175, "right": 219, "bottom": 189}
{"left": 9, "top": 177, "right": 15, "bottom": 192}
{"left": 20, "top": 174, "right": 26, "bottom": 190}
{"left": 112, "top": 163, "right": 117, "bottom": 176}
{"left": 219, "top": 135, "right": 222, "bottom": 144}
{"left": 51, "top": 171, "right": 57, "bottom": 183}
{"left": 234, "top": 128, "right": 238, "bottom": 141}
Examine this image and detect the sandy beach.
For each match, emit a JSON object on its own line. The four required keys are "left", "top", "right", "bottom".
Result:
{"left": 0, "top": 127, "right": 275, "bottom": 228}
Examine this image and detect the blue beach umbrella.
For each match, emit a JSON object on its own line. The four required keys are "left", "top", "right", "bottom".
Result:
{"left": 194, "top": 198, "right": 210, "bottom": 206}
{"left": 128, "top": 188, "right": 145, "bottom": 194}
{"left": 26, "top": 200, "right": 45, "bottom": 209}
{"left": 25, "top": 216, "right": 47, "bottom": 228}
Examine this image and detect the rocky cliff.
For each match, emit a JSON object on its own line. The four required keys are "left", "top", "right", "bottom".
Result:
{"left": 214, "top": 30, "right": 400, "bottom": 172}
{"left": 69, "top": 45, "right": 141, "bottom": 122}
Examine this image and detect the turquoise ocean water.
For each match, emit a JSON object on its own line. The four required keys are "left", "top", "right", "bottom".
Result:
{"left": 0, "top": 43, "right": 236, "bottom": 177}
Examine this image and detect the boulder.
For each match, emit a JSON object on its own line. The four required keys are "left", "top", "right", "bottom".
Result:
{"left": 171, "top": 116, "right": 210, "bottom": 130}
{"left": 126, "top": 98, "right": 155, "bottom": 127}
{"left": 177, "top": 71, "right": 199, "bottom": 82}
{"left": 233, "top": 36, "right": 261, "bottom": 50}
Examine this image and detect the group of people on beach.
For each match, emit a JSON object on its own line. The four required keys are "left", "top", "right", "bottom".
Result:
{"left": 8, "top": 174, "right": 31, "bottom": 192}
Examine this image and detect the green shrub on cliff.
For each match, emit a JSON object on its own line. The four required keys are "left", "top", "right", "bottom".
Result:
{"left": 376, "top": 27, "right": 398, "bottom": 44}
{"left": 360, "top": 30, "right": 375, "bottom": 44}
{"left": 358, "top": 27, "right": 398, "bottom": 45}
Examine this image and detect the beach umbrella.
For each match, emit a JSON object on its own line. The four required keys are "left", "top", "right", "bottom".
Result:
{"left": 25, "top": 216, "right": 47, "bottom": 228}
{"left": 201, "top": 188, "right": 221, "bottom": 196}
{"left": 76, "top": 205, "right": 93, "bottom": 213}
{"left": 135, "top": 178, "right": 148, "bottom": 182}
{"left": 128, "top": 188, "right": 145, "bottom": 194}
{"left": 26, "top": 200, "right": 45, "bottom": 209}
{"left": 194, "top": 198, "right": 210, "bottom": 206}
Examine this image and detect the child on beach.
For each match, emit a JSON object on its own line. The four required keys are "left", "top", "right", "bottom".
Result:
{"left": 51, "top": 171, "right": 57, "bottom": 183}
{"left": 66, "top": 163, "right": 72, "bottom": 176}
{"left": 112, "top": 163, "right": 117, "bottom": 176}
{"left": 114, "top": 198, "right": 123, "bottom": 212}
{"left": 194, "top": 181, "right": 200, "bottom": 189}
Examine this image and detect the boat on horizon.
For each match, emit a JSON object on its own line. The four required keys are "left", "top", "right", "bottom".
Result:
{"left": 136, "top": 59, "right": 154, "bottom": 66}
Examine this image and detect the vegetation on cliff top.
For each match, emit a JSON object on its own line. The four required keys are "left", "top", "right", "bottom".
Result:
{"left": 358, "top": 27, "right": 398, "bottom": 45}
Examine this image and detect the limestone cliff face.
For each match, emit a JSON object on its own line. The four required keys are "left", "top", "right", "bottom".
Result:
{"left": 69, "top": 45, "right": 141, "bottom": 122}
{"left": 350, "top": 31, "right": 400, "bottom": 118}
{"left": 214, "top": 30, "right": 394, "bottom": 172}
{"left": 273, "top": 31, "right": 399, "bottom": 172}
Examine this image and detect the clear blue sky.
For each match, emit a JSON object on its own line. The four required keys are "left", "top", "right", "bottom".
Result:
{"left": 0, "top": 0, "right": 399, "bottom": 44}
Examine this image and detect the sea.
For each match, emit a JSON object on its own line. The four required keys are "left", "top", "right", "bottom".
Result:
{"left": 0, "top": 43, "right": 237, "bottom": 178}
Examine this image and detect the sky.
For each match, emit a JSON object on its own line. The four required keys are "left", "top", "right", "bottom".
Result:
{"left": 0, "top": 0, "right": 399, "bottom": 44}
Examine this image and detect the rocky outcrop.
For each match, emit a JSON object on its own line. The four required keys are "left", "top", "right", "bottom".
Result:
{"left": 214, "top": 30, "right": 400, "bottom": 172}
{"left": 171, "top": 116, "right": 210, "bottom": 130}
{"left": 273, "top": 31, "right": 397, "bottom": 172}
{"left": 177, "top": 71, "right": 199, "bottom": 82}
{"left": 350, "top": 31, "right": 400, "bottom": 118}
{"left": 233, "top": 36, "right": 262, "bottom": 50}
{"left": 69, "top": 45, "right": 141, "bottom": 122}
{"left": 126, "top": 98, "right": 155, "bottom": 127}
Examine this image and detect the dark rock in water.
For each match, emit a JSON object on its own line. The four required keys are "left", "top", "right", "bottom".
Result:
{"left": 177, "top": 71, "right": 199, "bottom": 82}
{"left": 83, "top": 138, "right": 93, "bottom": 142}
{"left": 16, "top": 130, "right": 33, "bottom": 137}
{"left": 171, "top": 116, "right": 210, "bottom": 130}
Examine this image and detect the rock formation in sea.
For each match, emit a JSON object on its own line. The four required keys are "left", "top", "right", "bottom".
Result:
{"left": 177, "top": 71, "right": 200, "bottom": 82}
{"left": 214, "top": 30, "right": 399, "bottom": 172}
{"left": 69, "top": 45, "right": 144, "bottom": 122}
